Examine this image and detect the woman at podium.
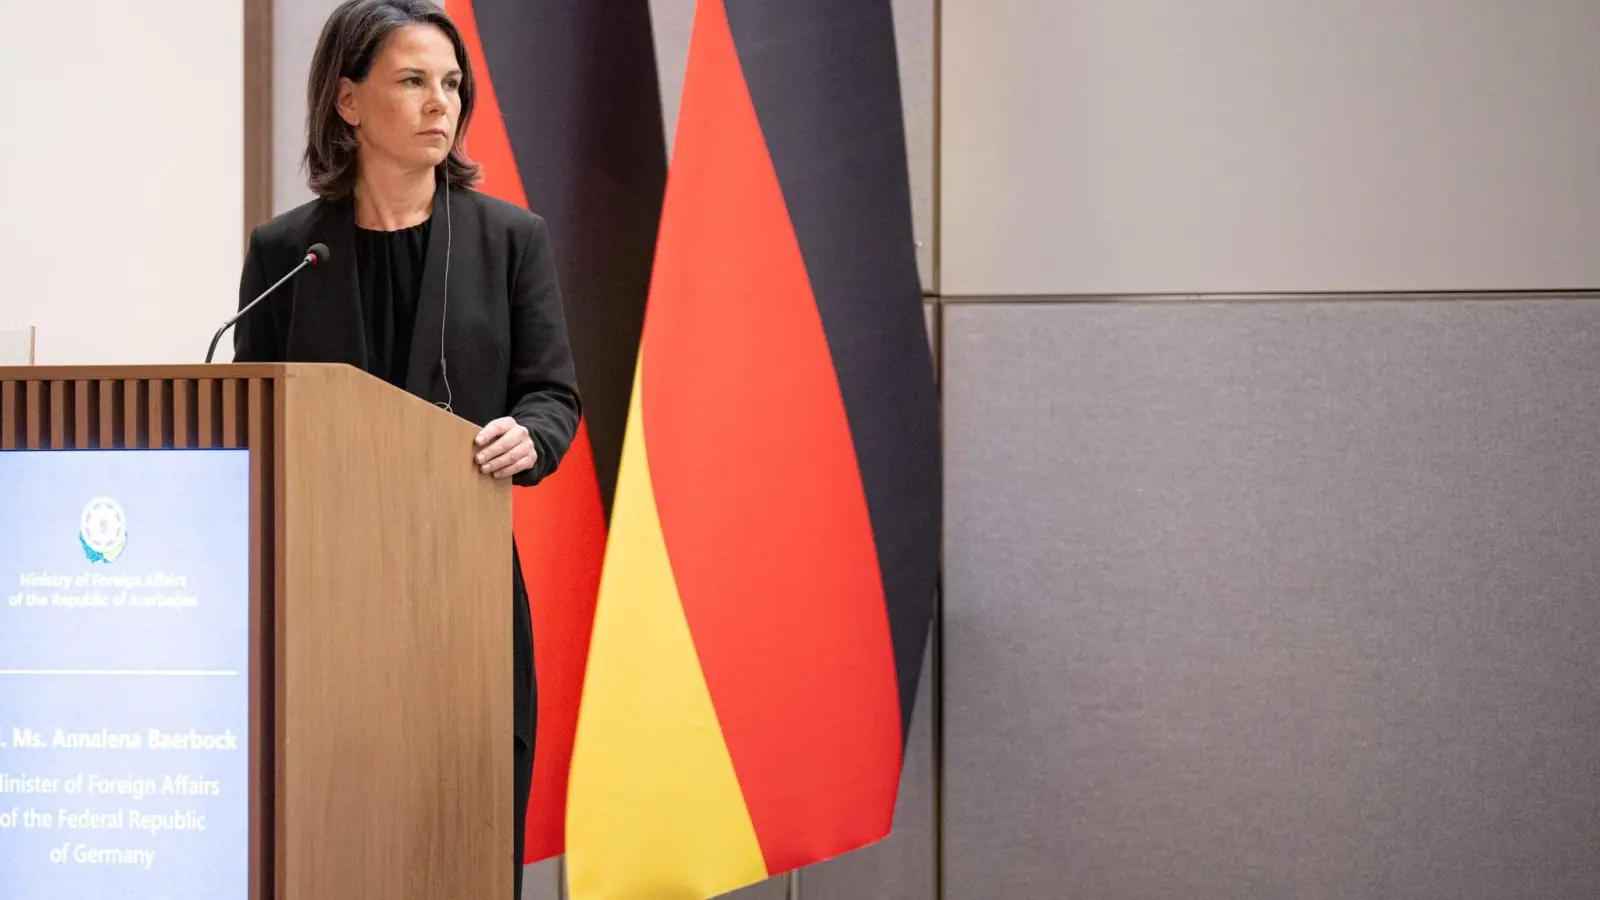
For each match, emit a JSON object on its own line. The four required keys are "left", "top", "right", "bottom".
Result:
{"left": 231, "top": 2, "right": 580, "bottom": 895}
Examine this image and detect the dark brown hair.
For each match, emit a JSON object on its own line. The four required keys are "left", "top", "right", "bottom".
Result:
{"left": 303, "top": 0, "right": 482, "bottom": 199}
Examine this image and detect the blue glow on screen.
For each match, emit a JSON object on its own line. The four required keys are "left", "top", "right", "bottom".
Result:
{"left": 0, "top": 450, "right": 250, "bottom": 900}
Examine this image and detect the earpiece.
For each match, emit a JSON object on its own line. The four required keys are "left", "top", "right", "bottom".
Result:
{"left": 436, "top": 170, "right": 454, "bottom": 414}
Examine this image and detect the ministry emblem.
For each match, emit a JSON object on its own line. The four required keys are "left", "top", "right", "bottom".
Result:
{"left": 80, "top": 497, "right": 127, "bottom": 564}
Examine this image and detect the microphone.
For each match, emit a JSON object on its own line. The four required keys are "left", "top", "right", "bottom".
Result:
{"left": 205, "top": 243, "right": 330, "bottom": 363}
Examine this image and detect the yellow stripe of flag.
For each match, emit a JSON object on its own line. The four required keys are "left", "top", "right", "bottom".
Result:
{"left": 564, "top": 359, "right": 768, "bottom": 900}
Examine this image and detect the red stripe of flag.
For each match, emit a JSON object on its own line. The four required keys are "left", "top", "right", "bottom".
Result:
{"left": 447, "top": 0, "right": 610, "bottom": 864}
{"left": 641, "top": 0, "right": 904, "bottom": 869}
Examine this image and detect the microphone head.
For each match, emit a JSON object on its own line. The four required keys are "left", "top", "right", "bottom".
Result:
{"left": 305, "top": 243, "right": 331, "bottom": 265}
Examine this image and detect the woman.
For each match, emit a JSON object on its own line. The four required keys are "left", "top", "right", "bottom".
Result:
{"left": 233, "top": 2, "right": 579, "bottom": 895}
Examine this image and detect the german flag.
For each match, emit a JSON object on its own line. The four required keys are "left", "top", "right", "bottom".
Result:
{"left": 564, "top": 0, "right": 940, "bottom": 896}
{"left": 441, "top": 0, "right": 668, "bottom": 864}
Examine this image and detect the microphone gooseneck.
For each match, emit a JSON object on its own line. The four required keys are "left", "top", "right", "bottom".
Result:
{"left": 205, "top": 244, "right": 329, "bottom": 364}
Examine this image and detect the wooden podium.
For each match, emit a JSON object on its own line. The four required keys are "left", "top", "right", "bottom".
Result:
{"left": 0, "top": 363, "right": 513, "bottom": 900}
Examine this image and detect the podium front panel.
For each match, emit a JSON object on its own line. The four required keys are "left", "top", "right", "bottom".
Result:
{"left": 0, "top": 449, "right": 252, "bottom": 898}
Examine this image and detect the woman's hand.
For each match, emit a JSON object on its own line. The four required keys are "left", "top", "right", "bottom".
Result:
{"left": 474, "top": 417, "right": 538, "bottom": 479}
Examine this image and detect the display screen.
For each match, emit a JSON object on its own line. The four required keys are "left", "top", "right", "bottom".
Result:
{"left": 0, "top": 449, "right": 250, "bottom": 900}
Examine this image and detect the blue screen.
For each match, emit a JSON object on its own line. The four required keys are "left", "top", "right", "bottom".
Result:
{"left": 0, "top": 449, "right": 250, "bottom": 900}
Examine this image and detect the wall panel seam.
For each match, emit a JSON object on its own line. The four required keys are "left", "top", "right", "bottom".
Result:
{"left": 938, "top": 290, "right": 1600, "bottom": 305}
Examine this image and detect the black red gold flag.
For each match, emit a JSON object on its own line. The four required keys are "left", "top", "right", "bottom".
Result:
{"left": 563, "top": 0, "right": 941, "bottom": 896}
{"left": 442, "top": 0, "right": 667, "bottom": 864}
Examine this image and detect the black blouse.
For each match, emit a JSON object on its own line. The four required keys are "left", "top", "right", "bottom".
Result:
{"left": 355, "top": 219, "right": 430, "bottom": 388}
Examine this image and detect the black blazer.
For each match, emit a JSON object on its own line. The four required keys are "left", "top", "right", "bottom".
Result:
{"left": 233, "top": 183, "right": 581, "bottom": 743}
{"left": 233, "top": 183, "right": 581, "bottom": 486}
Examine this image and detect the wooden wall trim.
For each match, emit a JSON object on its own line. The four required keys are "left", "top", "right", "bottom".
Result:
{"left": 245, "top": 0, "right": 274, "bottom": 238}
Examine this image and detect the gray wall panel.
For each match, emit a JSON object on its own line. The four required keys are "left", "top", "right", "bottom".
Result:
{"left": 941, "top": 0, "right": 1600, "bottom": 295}
{"left": 943, "top": 298, "right": 1600, "bottom": 899}
{"left": 716, "top": 877, "right": 787, "bottom": 900}
{"left": 273, "top": 0, "right": 344, "bottom": 215}
{"left": 647, "top": 0, "right": 693, "bottom": 153}
{"left": 521, "top": 858, "right": 561, "bottom": 900}
{"left": 891, "top": 0, "right": 936, "bottom": 293}
{"left": 649, "top": 0, "right": 936, "bottom": 291}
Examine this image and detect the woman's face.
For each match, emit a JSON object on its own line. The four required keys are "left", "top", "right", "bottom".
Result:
{"left": 337, "top": 24, "right": 462, "bottom": 175}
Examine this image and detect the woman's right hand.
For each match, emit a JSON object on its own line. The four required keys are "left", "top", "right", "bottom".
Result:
{"left": 474, "top": 417, "right": 538, "bottom": 479}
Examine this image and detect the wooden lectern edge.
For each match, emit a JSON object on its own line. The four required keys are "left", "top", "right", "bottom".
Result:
{"left": 281, "top": 362, "right": 490, "bottom": 444}
{"left": 0, "top": 362, "right": 492, "bottom": 453}
{"left": 1, "top": 362, "right": 293, "bottom": 381}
